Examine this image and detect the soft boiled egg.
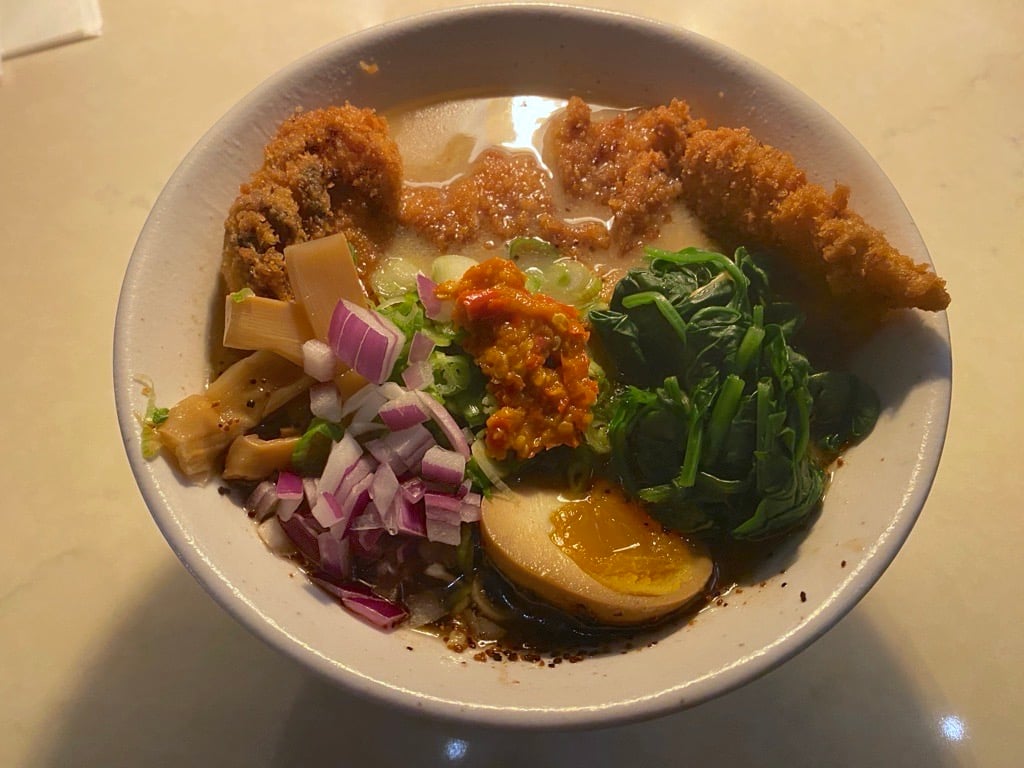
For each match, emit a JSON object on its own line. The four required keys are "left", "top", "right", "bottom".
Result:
{"left": 480, "top": 479, "right": 714, "bottom": 626}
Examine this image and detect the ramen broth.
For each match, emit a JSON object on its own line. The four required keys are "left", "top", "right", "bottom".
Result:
{"left": 384, "top": 95, "right": 716, "bottom": 277}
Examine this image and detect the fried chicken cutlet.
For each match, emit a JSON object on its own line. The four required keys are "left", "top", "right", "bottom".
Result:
{"left": 222, "top": 105, "right": 403, "bottom": 300}
{"left": 550, "top": 97, "right": 706, "bottom": 251}
{"left": 679, "top": 126, "right": 949, "bottom": 315}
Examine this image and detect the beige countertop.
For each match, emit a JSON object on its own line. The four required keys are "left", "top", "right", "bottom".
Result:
{"left": 1, "top": 1, "right": 1021, "bottom": 765}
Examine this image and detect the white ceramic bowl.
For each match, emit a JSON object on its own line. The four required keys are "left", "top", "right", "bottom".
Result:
{"left": 114, "top": 5, "right": 951, "bottom": 728}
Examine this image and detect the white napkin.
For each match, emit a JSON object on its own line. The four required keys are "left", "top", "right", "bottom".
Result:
{"left": 0, "top": 0, "right": 102, "bottom": 68}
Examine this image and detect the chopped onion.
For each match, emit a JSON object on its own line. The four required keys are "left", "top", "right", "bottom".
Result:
{"left": 328, "top": 300, "right": 403, "bottom": 384}
{"left": 310, "top": 381, "right": 343, "bottom": 422}
{"left": 318, "top": 433, "right": 363, "bottom": 496}
{"left": 335, "top": 454, "right": 374, "bottom": 501}
{"left": 274, "top": 472, "right": 303, "bottom": 522}
{"left": 421, "top": 445, "right": 466, "bottom": 486}
{"left": 276, "top": 471, "right": 303, "bottom": 499}
{"left": 424, "top": 492, "right": 463, "bottom": 526}
{"left": 276, "top": 496, "right": 302, "bottom": 522}
{"left": 349, "top": 504, "right": 384, "bottom": 531}
{"left": 302, "top": 477, "right": 319, "bottom": 507}
{"left": 416, "top": 272, "right": 447, "bottom": 321}
{"left": 302, "top": 339, "right": 337, "bottom": 382}
{"left": 459, "top": 492, "right": 482, "bottom": 523}
{"left": 245, "top": 480, "right": 278, "bottom": 522}
{"left": 395, "top": 496, "right": 427, "bottom": 538}
{"left": 342, "top": 593, "right": 408, "bottom": 630}
{"left": 367, "top": 424, "right": 435, "bottom": 475}
{"left": 318, "top": 531, "right": 351, "bottom": 579}
{"left": 343, "top": 472, "right": 375, "bottom": 520}
{"left": 257, "top": 517, "right": 296, "bottom": 555}
{"left": 401, "top": 359, "right": 432, "bottom": 391}
{"left": 378, "top": 382, "right": 406, "bottom": 400}
{"left": 425, "top": 518, "right": 461, "bottom": 546}
{"left": 400, "top": 477, "right": 426, "bottom": 503}
{"left": 408, "top": 332, "right": 436, "bottom": 364}
{"left": 378, "top": 391, "right": 429, "bottom": 431}
{"left": 279, "top": 512, "right": 323, "bottom": 563}
{"left": 416, "top": 391, "right": 470, "bottom": 457}
{"left": 311, "top": 490, "right": 346, "bottom": 529}
{"left": 370, "top": 464, "right": 400, "bottom": 524}
{"left": 340, "top": 383, "right": 385, "bottom": 420}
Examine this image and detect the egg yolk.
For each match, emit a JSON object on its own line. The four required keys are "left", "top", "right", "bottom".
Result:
{"left": 549, "top": 480, "right": 702, "bottom": 596}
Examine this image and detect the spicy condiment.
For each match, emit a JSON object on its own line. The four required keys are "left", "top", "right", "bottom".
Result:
{"left": 437, "top": 257, "right": 597, "bottom": 460}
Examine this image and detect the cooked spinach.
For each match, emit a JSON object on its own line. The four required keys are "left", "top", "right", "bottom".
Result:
{"left": 592, "top": 246, "right": 878, "bottom": 540}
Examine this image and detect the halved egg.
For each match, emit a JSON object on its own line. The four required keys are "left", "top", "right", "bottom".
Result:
{"left": 480, "top": 479, "right": 713, "bottom": 626}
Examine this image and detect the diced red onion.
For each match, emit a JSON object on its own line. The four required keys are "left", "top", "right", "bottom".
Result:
{"left": 425, "top": 518, "right": 461, "bottom": 546}
{"left": 364, "top": 436, "right": 405, "bottom": 475}
{"left": 302, "top": 339, "right": 337, "bottom": 382}
{"left": 303, "top": 477, "right": 319, "bottom": 507}
{"left": 408, "top": 331, "right": 436, "bottom": 363}
{"left": 310, "top": 381, "right": 343, "bottom": 422}
{"left": 335, "top": 454, "right": 374, "bottom": 501}
{"left": 245, "top": 480, "right": 278, "bottom": 522}
{"left": 276, "top": 496, "right": 302, "bottom": 522}
{"left": 424, "top": 492, "right": 463, "bottom": 526}
{"left": 417, "top": 272, "right": 450, "bottom": 321}
{"left": 276, "top": 471, "right": 303, "bottom": 499}
{"left": 279, "top": 512, "right": 324, "bottom": 563}
{"left": 340, "top": 383, "right": 385, "bottom": 420}
{"left": 370, "top": 464, "right": 400, "bottom": 526}
{"left": 257, "top": 517, "right": 295, "bottom": 555}
{"left": 344, "top": 472, "right": 375, "bottom": 520}
{"left": 366, "top": 424, "right": 435, "bottom": 475}
{"left": 354, "top": 326, "right": 395, "bottom": 385}
{"left": 400, "top": 477, "right": 426, "bottom": 503}
{"left": 275, "top": 472, "right": 305, "bottom": 522}
{"left": 456, "top": 478, "right": 472, "bottom": 498}
{"left": 395, "top": 496, "right": 427, "bottom": 538}
{"left": 378, "top": 391, "right": 429, "bottom": 431}
{"left": 401, "top": 359, "right": 432, "bottom": 391}
{"left": 421, "top": 445, "right": 466, "bottom": 485}
{"left": 330, "top": 306, "right": 371, "bottom": 368}
{"left": 460, "top": 492, "right": 482, "bottom": 523}
{"left": 386, "top": 424, "right": 436, "bottom": 467}
{"left": 318, "top": 531, "right": 351, "bottom": 579}
{"left": 311, "top": 490, "right": 346, "bottom": 529}
{"left": 416, "top": 391, "right": 470, "bottom": 457}
{"left": 342, "top": 593, "right": 408, "bottom": 630}
{"left": 349, "top": 504, "right": 384, "bottom": 531}
{"left": 378, "top": 382, "right": 405, "bottom": 400}
{"left": 318, "top": 433, "right": 363, "bottom": 496}
{"left": 328, "top": 300, "right": 403, "bottom": 385}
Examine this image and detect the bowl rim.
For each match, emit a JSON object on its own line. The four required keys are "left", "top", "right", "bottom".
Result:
{"left": 114, "top": 2, "right": 952, "bottom": 729}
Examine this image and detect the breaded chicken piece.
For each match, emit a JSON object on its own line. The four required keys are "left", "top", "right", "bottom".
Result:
{"left": 399, "top": 148, "right": 609, "bottom": 256}
{"left": 222, "top": 105, "right": 403, "bottom": 300}
{"left": 680, "top": 127, "right": 949, "bottom": 314}
{"left": 550, "top": 97, "right": 706, "bottom": 250}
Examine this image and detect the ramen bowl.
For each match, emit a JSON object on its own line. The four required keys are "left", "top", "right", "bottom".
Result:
{"left": 113, "top": 5, "right": 951, "bottom": 728}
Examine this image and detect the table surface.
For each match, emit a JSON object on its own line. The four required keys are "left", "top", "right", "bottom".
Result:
{"left": 1, "top": 1, "right": 1021, "bottom": 766}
